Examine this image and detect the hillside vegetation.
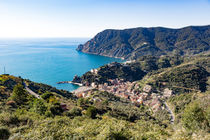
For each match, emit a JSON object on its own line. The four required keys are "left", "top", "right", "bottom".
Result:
{"left": 75, "top": 54, "right": 210, "bottom": 94}
{"left": 138, "top": 54, "right": 210, "bottom": 93}
{"left": 77, "top": 25, "right": 210, "bottom": 60}
{"left": 0, "top": 53, "right": 209, "bottom": 139}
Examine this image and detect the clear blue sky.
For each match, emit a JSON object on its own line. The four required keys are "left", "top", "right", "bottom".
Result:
{"left": 0, "top": 0, "right": 210, "bottom": 38}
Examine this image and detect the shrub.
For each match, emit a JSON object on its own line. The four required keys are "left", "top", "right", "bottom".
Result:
{"left": 50, "top": 103, "right": 63, "bottom": 116}
{"left": 45, "top": 111, "right": 54, "bottom": 117}
{"left": 0, "top": 127, "right": 10, "bottom": 140}
{"left": 109, "top": 132, "right": 128, "bottom": 140}
{"left": 11, "top": 84, "right": 27, "bottom": 105}
{"left": 31, "top": 99, "right": 47, "bottom": 115}
{"left": 68, "top": 107, "right": 82, "bottom": 117}
{"left": 0, "top": 113, "right": 20, "bottom": 126}
{"left": 86, "top": 106, "right": 97, "bottom": 119}
{"left": 206, "top": 105, "right": 210, "bottom": 126}
{"left": 77, "top": 98, "right": 89, "bottom": 107}
{"left": 41, "top": 92, "right": 54, "bottom": 102}
{"left": 182, "top": 102, "right": 209, "bottom": 131}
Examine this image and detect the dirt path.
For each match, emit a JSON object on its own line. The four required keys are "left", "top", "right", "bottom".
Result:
{"left": 23, "top": 82, "right": 41, "bottom": 99}
{"left": 163, "top": 102, "right": 175, "bottom": 124}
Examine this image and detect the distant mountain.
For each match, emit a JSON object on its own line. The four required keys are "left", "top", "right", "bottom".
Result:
{"left": 77, "top": 25, "right": 210, "bottom": 60}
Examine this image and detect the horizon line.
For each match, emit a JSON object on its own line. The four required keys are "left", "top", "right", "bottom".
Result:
{"left": 0, "top": 37, "right": 91, "bottom": 39}
{"left": 0, "top": 24, "right": 209, "bottom": 39}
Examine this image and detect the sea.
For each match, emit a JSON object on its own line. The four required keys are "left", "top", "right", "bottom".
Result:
{"left": 0, "top": 38, "right": 123, "bottom": 91}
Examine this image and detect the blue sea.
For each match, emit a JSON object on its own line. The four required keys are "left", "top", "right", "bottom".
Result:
{"left": 0, "top": 38, "right": 123, "bottom": 91}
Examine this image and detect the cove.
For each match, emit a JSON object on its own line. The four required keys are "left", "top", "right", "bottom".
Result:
{"left": 0, "top": 38, "right": 123, "bottom": 91}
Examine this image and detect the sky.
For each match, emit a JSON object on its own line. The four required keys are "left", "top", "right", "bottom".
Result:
{"left": 0, "top": 0, "right": 210, "bottom": 38}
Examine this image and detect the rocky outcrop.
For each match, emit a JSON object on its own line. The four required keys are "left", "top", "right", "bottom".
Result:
{"left": 77, "top": 25, "right": 210, "bottom": 60}
{"left": 72, "top": 75, "right": 82, "bottom": 83}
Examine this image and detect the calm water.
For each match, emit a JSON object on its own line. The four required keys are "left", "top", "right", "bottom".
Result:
{"left": 0, "top": 38, "right": 123, "bottom": 91}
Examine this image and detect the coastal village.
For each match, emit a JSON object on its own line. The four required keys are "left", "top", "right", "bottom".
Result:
{"left": 73, "top": 77, "right": 174, "bottom": 112}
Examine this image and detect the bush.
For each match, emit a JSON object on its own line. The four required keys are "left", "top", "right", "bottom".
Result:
{"left": 68, "top": 107, "right": 82, "bottom": 117}
{"left": 31, "top": 99, "right": 47, "bottom": 115}
{"left": 11, "top": 84, "right": 27, "bottom": 105}
{"left": 41, "top": 92, "right": 54, "bottom": 102}
{"left": 0, "top": 127, "right": 10, "bottom": 140}
{"left": 108, "top": 132, "right": 128, "bottom": 140}
{"left": 77, "top": 98, "right": 89, "bottom": 108}
{"left": 50, "top": 103, "right": 63, "bottom": 116}
{"left": 45, "top": 111, "right": 54, "bottom": 117}
{"left": 182, "top": 102, "right": 209, "bottom": 131}
{"left": 206, "top": 105, "right": 210, "bottom": 126}
{"left": 86, "top": 106, "right": 97, "bottom": 119}
{"left": 0, "top": 113, "right": 20, "bottom": 126}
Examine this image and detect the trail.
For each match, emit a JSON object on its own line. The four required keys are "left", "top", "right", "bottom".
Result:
{"left": 23, "top": 82, "right": 41, "bottom": 99}
{"left": 163, "top": 102, "right": 175, "bottom": 124}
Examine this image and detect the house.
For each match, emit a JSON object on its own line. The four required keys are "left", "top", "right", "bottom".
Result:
{"left": 91, "top": 82, "right": 97, "bottom": 88}
{"left": 143, "top": 85, "right": 152, "bottom": 93}
{"left": 90, "top": 69, "right": 98, "bottom": 74}
{"left": 142, "top": 92, "right": 148, "bottom": 100}
{"left": 137, "top": 97, "right": 143, "bottom": 104}
{"left": 163, "top": 88, "right": 173, "bottom": 98}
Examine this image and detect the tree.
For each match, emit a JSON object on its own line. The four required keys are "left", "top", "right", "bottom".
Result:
{"left": 157, "top": 56, "right": 171, "bottom": 68}
{"left": 11, "top": 84, "right": 27, "bottom": 105}
{"left": 140, "top": 56, "right": 158, "bottom": 72}
{"left": 169, "top": 54, "right": 183, "bottom": 66}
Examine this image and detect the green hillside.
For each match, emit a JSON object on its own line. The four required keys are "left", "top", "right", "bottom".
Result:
{"left": 0, "top": 53, "right": 209, "bottom": 139}
{"left": 77, "top": 25, "right": 210, "bottom": 60}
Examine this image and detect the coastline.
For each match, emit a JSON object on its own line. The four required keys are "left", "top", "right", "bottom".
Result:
{"left": 77, "top": 50, "right": 125, "bottom": 60}
{"left": 56, "top": 51, "right": 127, "bottom": 92}
{"left": 57, "top": 81, "right": 83, "bottom": 86}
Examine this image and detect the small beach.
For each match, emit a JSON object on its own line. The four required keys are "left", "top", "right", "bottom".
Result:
{"left": 72, "top": 86, "right": 93, "bottom": 94}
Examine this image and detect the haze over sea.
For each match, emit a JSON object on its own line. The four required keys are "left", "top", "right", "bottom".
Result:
{"left": 0, "top": 38, "right": 122, "bottom": 91}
